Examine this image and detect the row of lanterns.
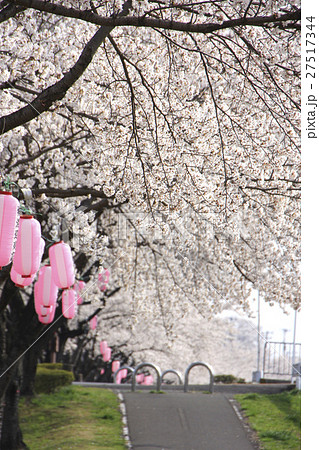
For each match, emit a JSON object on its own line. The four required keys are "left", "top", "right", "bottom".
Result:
{"left": 98, "top": 268, "right": 110, "bottom": 292}
{"left": 1, "top": 185, "right": 151, "bottom": 387}
{"left": 100, "top": 340, "right": 112, "bottom": 362}
{"left": 99, "top": 343, "right": 121, "bottom": 383}
{"left": 99, "top": 343, "right": 123, "bottom": 382}
{"left": 98, "top": 342, "right": 154, "bottom": 385}
{"left": 0, "top": 190, "right": 109, "bottom": 325}
{"left": 87, "top": 269, "right": 110, "bottom": 330}
{"left": 0, "top": 191, "right": 77, "bottom": 323}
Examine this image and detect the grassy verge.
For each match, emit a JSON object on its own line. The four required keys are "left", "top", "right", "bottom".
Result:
{"left": 235, "top": 390, "right": 301, "bottom": 450}
{"left": 19, "top": 385, "right": 126, "bottom": 449}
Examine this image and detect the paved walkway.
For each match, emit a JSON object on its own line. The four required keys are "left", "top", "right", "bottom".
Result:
{"left": 123, "top": 391, "right": 258, "bottom": 450}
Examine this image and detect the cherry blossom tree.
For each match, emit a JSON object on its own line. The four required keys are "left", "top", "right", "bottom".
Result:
{"left": 0, "top": 0, "right": 300, "bottom": 447}
{"left": 0, "top": 0, "right": 300, "bottom": 308}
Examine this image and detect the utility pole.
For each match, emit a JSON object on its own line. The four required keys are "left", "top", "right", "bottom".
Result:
{"left": 291, "top": 309, "right": 298, "bottom": 383}
{"left": 257, "top": 290, "right": 261, "bottom": 374}
{"left": 282, "top": 328, "right": 288, "bottom": 354}
{"left": 252, "top": 290, "right": 262, "bottom": 383}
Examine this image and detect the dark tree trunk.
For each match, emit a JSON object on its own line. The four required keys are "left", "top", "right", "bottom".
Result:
{"left": 0, "top": 365, "right": 28, "bottom": 450}
{"left": 0, "top": 280, "right": 32, "bottom": 449}
{"left": 20, "top": 348, "right": 38, "bottom": 398}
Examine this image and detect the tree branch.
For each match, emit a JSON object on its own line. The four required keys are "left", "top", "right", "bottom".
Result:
{"left": 0, "top": 25, "right": 112, "bottom": 134}
{"left": 8, "top": 0, "right": 301, "bottom": 33}
{"left": 233, "top": 259, "right": 254, "bottom": 283}
{"left": 32, "top": 187, "right": 109, "bottom": 199}
{"left": 11, "top": 131, "right": 91, "bottom": 168}
{"left": 0, "top": 2, "right": 25, "bottom": 22}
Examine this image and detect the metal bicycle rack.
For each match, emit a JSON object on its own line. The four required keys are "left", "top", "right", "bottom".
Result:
{"left": 130, "top": 361, "right": 214, "bottom": 393}
{"left": 160, "top": 369, "right": 183, "bottom": 385}
{"left": 131, "top": 362, "right": 162, "bottom": 392}
{"left": 184, "top": 361, "right": 215, "bottom": 393}
{"left": 113, "top": 365, "right": 134, "bottom": 384}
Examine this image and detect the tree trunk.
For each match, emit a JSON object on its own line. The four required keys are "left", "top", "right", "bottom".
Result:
{"left": 0, "top": 280, "right": 30, "bottom": 449}
{"left": 0, "top": 367, "right": 28, "bottom": 450}
{"left": 20, "top": 348, "right": 38, "bottom": 398}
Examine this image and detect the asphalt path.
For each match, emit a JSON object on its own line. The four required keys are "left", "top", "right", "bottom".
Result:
{"left": 123, "top": 391, "right": 258, "bottom": 450}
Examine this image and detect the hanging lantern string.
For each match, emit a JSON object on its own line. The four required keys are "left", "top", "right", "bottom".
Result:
{"left": 1, "top": 177, "right": 33, "bottom": 201}
{"left": 0, "top": 180, "right": 41, "bottom": 216}
{"left": 1, "top": 178, "right": 35, "bottom": 202}
{"left": 41, "top": 234, "right": 56, "bottom": 243}
{"left": 1, "top": 176, "right": 19, "bottom": 193}
{"left": 19, "top": 205, "right": 43, "bottom": 217}
{"left": 19, "top": 205, "right": 34, "bottom": 216}
{"left": 41, "top": 234, "right": 57, "bottom": 251}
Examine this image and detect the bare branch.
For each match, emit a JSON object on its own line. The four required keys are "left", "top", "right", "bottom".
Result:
{"left": 0, "top": 2, "right": 25, "bottom": 22}
{"left": 32, "top": 187, "right": 111, "bottom": 199}
{"left": 233, "top": 259, "right": 254, "bottom": 283}
{"left": 0, "top": 26, "right": 111, "bottom": 134}
{"left": 8, "top": 0, "right": 301, "bottom": 33}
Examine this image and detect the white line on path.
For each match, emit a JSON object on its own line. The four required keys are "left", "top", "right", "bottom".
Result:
{"left": 228, "top": 398, "right": 254, "bottom": 436}
{"left": 229, "top": 398, "right": 245, "bottom": 422}
{"left": 117, "top": 391, "right": 133, "bottom": 449}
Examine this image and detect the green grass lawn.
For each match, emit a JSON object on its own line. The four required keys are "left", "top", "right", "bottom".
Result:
{"left": 19, "top": 386, "right": 126, "bottom": 449}
{"left": 235, "top": 390, "right": 301, "bottom": 450}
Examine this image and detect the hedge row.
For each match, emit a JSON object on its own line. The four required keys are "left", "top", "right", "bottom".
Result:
{"left": 214, "top": 374, "right": 246, "bottom": 384}
{"left": 37, "top": 363, "right": 63, "bottom": 371}
{"left": 35, "top": 364, "right": 74, "bottom": 394}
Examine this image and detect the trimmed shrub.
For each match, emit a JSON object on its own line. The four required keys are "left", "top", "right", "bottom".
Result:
{"left": 237, "top": 378, "right": 246, "bottom": 384}
{"left": 37, "top": 363, "right": 63, "bottom": 371}
{"left": 35, "top": 366, "right": 74, "bottom": 394}
{"left": 214, "top": 374, "right": 237, "bottom": 384}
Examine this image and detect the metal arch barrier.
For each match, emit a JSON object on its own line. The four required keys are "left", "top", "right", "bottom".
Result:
{"left": 184, "top": 361, "right": 215, "bottom": 393}
{"left": 160, "top": 369, "right": 184, "bottom": 386}
{"left": 112, "top": 366, "right": 134, "bottom": 384}
{"left": 132, "top": 362, "right": 162, "bottom": 392}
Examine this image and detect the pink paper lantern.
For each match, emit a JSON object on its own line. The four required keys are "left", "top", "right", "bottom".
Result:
{"left": 62, "top": 288, "right": 77, "bottom": 319}
{"left": 74, "top": 280, "right": 85, "bottom": 292}
{"left": 38, "top": 305, "right": 55, "bottom": 324}
{"left": 41, "top": 305, "right": 52, "bottom": 316}
{"left": 38, "top": 304, "right": 53, "bottom": 317}
{"left": 115, "top": 373, "right": 121, "bottom": 384}
{"left": 112, "top": 360, "right": 120, "bottom": 373}
{"left": 119, "top": 368, "right": 127, "bottom": 379}
{"left": 12, "top": 215, "right": 42, "bottom": 278}
{"left": 143, "top": 375, "right": 154, "bottom": 385}
{"left": 136, "top": 374, "right": 144, "bottom": 384}
{"left": 90, "top": 315, "right": 97, "bottom": 330}
{"left": 34, "top": 281, "right": 40, "bottom": 314}
{"left": 34, "top": 280, "right": 57, "bottom": 324}
{"left": 34, "top": 228, "right": 46, "bottom": 276}
{"left": 98, "top": 282, "right": 107, "bottom": 292}
{"left": 0, "top": 191, "right": 19, "bottom": 270}
{"left": 103, "top": 347, "right": 112, "bottom": 362}
{"left": 34, "top": 281, "right": 56, "bottom": 316}
{"left": 14, "top": 237, "right": 45, "bottom": 289}
{"left": 10, "top": 267, "right": 35, "bottom": 288}
{"left": 38, "top": 314, "right": 52, "bottom": 324}
{"left": 100, "top": 341, "right": 108, "bottom": 355}
{"left": 78, "top": 280, "right": 86, "bottom": 290}
{"left": 74, "top": 280, "right": 85, "bottom": 304}
{"left": 98, "top": 269, "right": 110, "bottom": 283}
{"left": 98, "top": 269, "right": 110, "bottom": 292}
{"left": 49, "top": 241, "right": 75, "bottom": 289}
{"left": 38, "top": 315, "right": 51, "bottom": 324}
{"left": 37, "top": 265, "right": 58, "bottom": 307}
{"left": 35, "top": 237, "right": 46, "bottom": 269}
